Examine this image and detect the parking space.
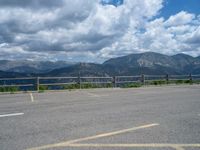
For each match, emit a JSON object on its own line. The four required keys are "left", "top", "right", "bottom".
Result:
{"left": 0, "top": 85, "right": 200, "bottom": 150}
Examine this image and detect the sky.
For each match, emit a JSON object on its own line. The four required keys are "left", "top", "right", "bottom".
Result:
{"left": 0, "top": 0, "right": 200, "bottom": 62}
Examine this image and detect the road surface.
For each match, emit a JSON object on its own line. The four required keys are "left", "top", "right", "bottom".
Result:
{"left": 0, "top": 85, "right": 200, "bottom": 150}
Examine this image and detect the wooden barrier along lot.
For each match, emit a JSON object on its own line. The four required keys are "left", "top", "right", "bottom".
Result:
{"left": 0, "top": 74, "right": 200, "bottom": 92}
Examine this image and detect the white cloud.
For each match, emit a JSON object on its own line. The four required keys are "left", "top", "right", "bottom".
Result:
{"left": 0, "top": 0, "right": 200, "bottom": 62}
{"left": 164, "top": 11, "right": 195, "bottom": 26}
{"left": 99, "top": 11, "right": 200, "bottom": 59}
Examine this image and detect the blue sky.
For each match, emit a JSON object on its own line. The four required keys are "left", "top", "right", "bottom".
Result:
{"left": 101, "top": 0, "right": 124, "bottom": 7}
{"left": 0, "top": 0, "right": 199, "bottom": 62}
{"left": 161, "top": 0, "right": 200, "bottom": 19}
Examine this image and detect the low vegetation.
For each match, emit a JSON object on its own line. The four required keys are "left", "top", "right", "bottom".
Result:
{"left": 0, "top": 86, "right": 19, "bottom": 93}
{"left": 123, "top": 83, "right": 142, "bottom": 88}
{"left": 0, "top": 79, "right": 200, "bottom": 93}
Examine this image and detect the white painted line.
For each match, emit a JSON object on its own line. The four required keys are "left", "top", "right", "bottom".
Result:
{"left": 29, "top": 93, "right": 34, "bottom": 102}
{"left": 86, "top": 92, "right": 100, "bottom": 97}
{"left": 0, "top": 113, "right": 24, "bottom": 118}
{"left": 86, "top": 92, "right": 109, "bottom": 97}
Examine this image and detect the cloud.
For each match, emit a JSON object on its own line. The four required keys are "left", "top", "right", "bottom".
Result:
{"left": 185, "top": 26, "right": 200, "bottom": 45}
{"left": 164, "top": 11, "right": 195, "bottom": 26}
{"left": 0, "top": 0, "right": 65, "bottom": 9}
{"left": 0, "top": 0, "right": 199, "bottom": 62}
{"left": 98, "top": 11, "right": 200, "bottom": 59}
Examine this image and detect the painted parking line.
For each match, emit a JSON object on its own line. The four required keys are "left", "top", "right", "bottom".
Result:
{"left": 66, "top": 143, "right": 200, "bottom": 150}
{"left": 86, "top": 92, "right": 100, "bottom": 97}
{"left": 27, "top": 123, "right": 159, "bottom": 150}
{"left": 0, "top": 112, "right": 24, "bottom": 118}
{"left": 29, "top": 93, "right": 34, "bottom": 102}
{"left": 65, "top": 123, "right": 159, "bottom": 144}
{"left": 85, "top": 92, "right": 109, "bottom": 98}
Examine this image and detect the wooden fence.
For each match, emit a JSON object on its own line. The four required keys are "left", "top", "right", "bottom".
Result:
{"left": 0, "top": 74, "right": 200, "bottom": 92}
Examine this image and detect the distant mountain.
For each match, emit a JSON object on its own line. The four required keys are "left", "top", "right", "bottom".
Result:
{"left": 0, "top": 70, "right": 27, "bottom": 78}
{"left": 1, "top": 52, "right": 200, "bottom": 78}
{"left": 45, "top": 63, "right": 107, "bottom": 77}
{"left": 103, "top": 52, "right": 180, "bottom": 75}
{"left": 172, "top": 54, "right": 195, "bottom": 67}
{"left": 0, "top": 60, "right": 75, "bottom": 73}
{"left": 44, "top": 52, "right": 200, "bottom": 77}
{"left": 104, "top": 52, "right": 176, "bottom": 67}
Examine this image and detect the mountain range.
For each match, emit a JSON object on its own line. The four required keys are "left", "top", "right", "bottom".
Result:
{"left": 0, "top": 60, "right": 75, "bottom": 74}
{"left": 0, "top": 52, "right": 200, "bottom": 78}
{"left": 46, "top": 52, "right": 200, "bottom": 77}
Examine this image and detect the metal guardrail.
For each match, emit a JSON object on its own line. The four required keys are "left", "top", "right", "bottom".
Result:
{"left": 0, "top": 74, "right": 200, "bottom": 91}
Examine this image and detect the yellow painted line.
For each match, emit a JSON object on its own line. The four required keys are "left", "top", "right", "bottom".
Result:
{"left": 172, "top": 145, "right": 185, "bottom": 150}
{"left": 65, "top": 123, "right": 159, "bottom": 144}
{"left": 66, "top": 143, "right": 200, "bottom": 149}
{"left": 29, "top": 93, "right": 34, "bottom": 102}
{"left": 27, "top": 123, "right": 159, "bottom": 150}
{"left": 27, "top": 143, "right": 200, "bottom": 150}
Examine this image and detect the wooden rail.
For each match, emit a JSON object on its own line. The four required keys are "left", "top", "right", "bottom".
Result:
{"left": 0, "top": 74, "right": 200, "bottom": 92}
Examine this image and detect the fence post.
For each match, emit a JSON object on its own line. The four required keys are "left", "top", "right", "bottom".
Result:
{"left": 112, "top": 76, "right": 116, "bottom": 88}
{"left": 78, "top": 73, "right": 81, "bottom": 89}
{"left": 35, "top": 77, "right": 40, "bottom": 92}
{"left": 189, "top": 73, "right": 193, "bottom": 83}
{"left": 141, "top": 74, "right": 145, "bottom": 85}
{"left": 166, "top": 74, "right": 169, "bottom": 83}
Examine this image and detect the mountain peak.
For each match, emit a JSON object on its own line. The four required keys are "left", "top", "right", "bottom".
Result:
{"left": 173, "top": 53, "right": 194, "bottom": 58}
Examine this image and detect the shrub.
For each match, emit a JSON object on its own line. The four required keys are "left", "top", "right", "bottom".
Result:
{"left": 39, "top": 85, "right": 48, "bottom": 91}
{"left": 106, "top": 83, "right": 113, "bottom": 88}
{"left": 63, "top": 84, "right": 80, "bottom": 90}
{"left": 123, "top": 83, "right": 142, "bottom": 88}
{"left": 152, "top": 80, "right": 166, "bottom": 85}
{"left": 0, "top": 86, "right": 19, "bottom": 93}
{"left": 184, "top": 80, "right": 192, "bottom": 84}
{"left": 81, "top": 83, "right": 94, "bottom": 89}
{"left": 175, "top": 80, "right": 184, "bottom": 84}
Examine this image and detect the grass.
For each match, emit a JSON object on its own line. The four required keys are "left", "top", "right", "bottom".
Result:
{"left": 0, "top": 87, "right": 19, "bottom": 93}
{"left": 170, "top": 79, "right": 193, "bottom": 85}
{"left": 62, "top": 84, "right": 80, "bottom": 90}
{"left": 64, "top": 83, "right": 113, "bottom": 89}
{"left": 38, "top": 83, "right": 113, "bottom": 92}
{"left": 39, "top": 85, "right": 48, "bottom": 92}
{"left": 122, "top": 79, "right": 200, "bottom": 88}
{"left": 151, "top": 80, "right": 167, "bottom": 85}
{"left": 123, "top": 83, "right": 142, "bottom": 88}
{"left": 145, "top": 79, "right": 197, "bottom": 86}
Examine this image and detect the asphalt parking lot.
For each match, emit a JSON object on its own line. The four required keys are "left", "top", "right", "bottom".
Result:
{"left": 0, "top": 85, "right": 200, "bottom": 150}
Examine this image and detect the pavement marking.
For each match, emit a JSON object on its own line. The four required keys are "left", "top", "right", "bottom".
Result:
{"left": 86, "top": 92, "right": 101, "bottom": 97}
{"left": 172, "top": 146, "right": 185, "bottom": 150}
{"left": 171, "top": 145, "right": 185, "bottom": 150}
{"left": 0, "top": 112, "right": 24, "bottom": 118}
{"left": 29, "top": 93, "right": 34, "bottom": 102}
{"left": 65, "top": 143, "right": 200, "bottom": 149}
{"left": 65, "top": 123, "right": 159, "bottom": 144}
{"left": 27, "top": 123, "right": 159, "bottom": 150}
{"left": 85, "top": 92, "right": 109, "bottom": 97}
